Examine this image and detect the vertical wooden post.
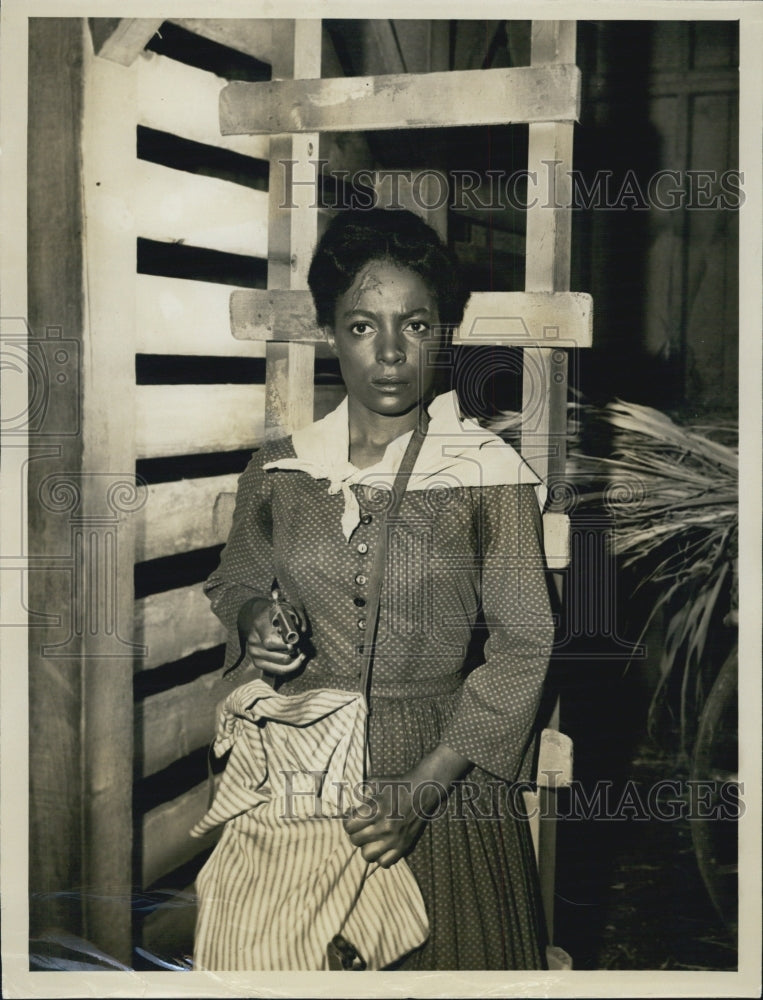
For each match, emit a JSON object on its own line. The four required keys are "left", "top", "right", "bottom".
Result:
{"left": 521, "top": 21, "right": 577, "bottom": 948}
{"left": 79, "top": 27, "right": 140, "bottom": 961}
{"left": 27, "top": 17, "right": 88, "bottom": 951}
{"left": 521, "top": 22, "right": 576, "bottom": 490}
{"left": 27, "top": 19, "right": 138, "bottom": 963}
{"left": 264, "top": 20, "right": 322, "bottom": 439}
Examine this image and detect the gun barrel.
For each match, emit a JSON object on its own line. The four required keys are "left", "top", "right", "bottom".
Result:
{"left": 272, "top": 606, "right": 299, "bottom": 645}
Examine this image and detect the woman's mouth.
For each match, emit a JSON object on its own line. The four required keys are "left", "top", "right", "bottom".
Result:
{"left": 371, "top": 377, "right": 409, "bottom": 393}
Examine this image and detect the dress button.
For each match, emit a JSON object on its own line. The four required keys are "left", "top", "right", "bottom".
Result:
{"left": 357, "top": 618, "right": 366, "bottom": 630}
{"left": 354, "top": 574, "right": 367, "bottom": 586}
{"left": 360, "top": 514, "right": 373, "bottom": 525}
{"left": 354, "top": 596, "right": 366, "bottom": 608}
{"left": 356, "top": 542, "right": 369, "bottom": 554}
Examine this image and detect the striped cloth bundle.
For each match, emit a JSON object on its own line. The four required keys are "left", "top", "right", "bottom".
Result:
{"left": 191, "top": 680, "right": 429, "bottom": 970}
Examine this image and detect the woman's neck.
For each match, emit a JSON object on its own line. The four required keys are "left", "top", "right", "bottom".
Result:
{"left": 347, "top": 398, "right": 427, "bottom": 469}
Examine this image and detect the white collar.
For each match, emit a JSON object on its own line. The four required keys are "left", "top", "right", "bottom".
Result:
{"left": 264, "top": 391, "right": 543, "bottom": 540}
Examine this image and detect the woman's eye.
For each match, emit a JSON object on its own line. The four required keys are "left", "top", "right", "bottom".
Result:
{"left": 350, "top": 322, "right": 371, "bottom": 336}
{"left": 406, "top": 321, "right": 429, "bottom": 335}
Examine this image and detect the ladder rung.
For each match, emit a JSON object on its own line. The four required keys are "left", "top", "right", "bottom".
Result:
{"left": 230, "top": 289, "right": 592, "bottom": 349}
{"left": 220, "top": 65, "right": 581, "bottom": 136}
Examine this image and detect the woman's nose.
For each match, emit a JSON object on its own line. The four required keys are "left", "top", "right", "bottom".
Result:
{"left": 376, "top": 327, "right": 406, "bottom": 364}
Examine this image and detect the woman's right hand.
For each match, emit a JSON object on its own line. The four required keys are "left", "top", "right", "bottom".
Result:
{"left": 237, "top": 596, "right": 306, "bottom": 676}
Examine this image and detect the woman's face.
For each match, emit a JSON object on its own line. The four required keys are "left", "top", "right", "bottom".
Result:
{"left": 325, "top": 259, "right": 443, "bottom": 419}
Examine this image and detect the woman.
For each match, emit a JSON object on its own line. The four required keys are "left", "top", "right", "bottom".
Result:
{"left": 197, "top": 208, "right": 555, "bottom": 970}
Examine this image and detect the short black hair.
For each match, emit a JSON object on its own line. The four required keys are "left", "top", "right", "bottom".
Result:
{"left": 307, "top": 208, "right": 470, "bottom": 329}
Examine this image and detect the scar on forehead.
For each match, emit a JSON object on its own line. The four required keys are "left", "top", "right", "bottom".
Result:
{"left": 347, "top": 264, "right": 387, "bottom": 310}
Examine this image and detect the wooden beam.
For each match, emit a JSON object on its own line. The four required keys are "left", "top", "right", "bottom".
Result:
{"left": 28, "top": 20, "right": 140, "bottom": 961}
{"left": 231, "top": 289, "right": 319, "bottom": 342}
{"left": 80, "top": 27, "right": 142, "bottom": 961}
{"left": 135, "top": 160, "right": 268, "bottom": 259}
{"left": 142, "top": 782, "right": 218, "bottom": 889}
{"left": 135, "top": 585, "right": 227, "bottom": 672}
{"left": 262, "top": 21, "right": 323, "bottom": 442}
{"left": 458, "top": 292, "right": 591, "bottom": 347}
{"left": 28, "top": 17, "right": 89, "bottom": 951}
{"left": 542, "top": 511, "right": 571, "bottom": 571}
{"left": 521, "top": 23, "right": 578, "bottom": 950}
{"left": 521, "top": 22, "right": 578, "bottom": 489}
{"left": 135, "top": 473, "right": 241, "bottom": 562}
{"left": 220, "top": 64, "right": 581, "bottom": 135}
{"left": 264, "top": 341, "right": 315, "bottom": 439}
{"left": 230, "top": 289, "right": 592, "bottom": 348}
{"left": 136, "top": 671, "right": 226, "bottom": 777}
{"left": 88, "top": 18, "right": 163, "bottom": 66}
{"left": 136, "top": 52, "right": 270, "bottom": 160}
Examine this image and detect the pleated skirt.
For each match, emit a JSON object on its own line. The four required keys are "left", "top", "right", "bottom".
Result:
{"left": 367, "top": 688, "right": 548, "bottom": 971}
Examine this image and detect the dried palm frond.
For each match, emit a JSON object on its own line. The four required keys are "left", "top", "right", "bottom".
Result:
{"left": 569, "top": 400, "right": 738, "bottom": 748}
{"left": 487, "top": 398, "right": 738, "bottom": 751}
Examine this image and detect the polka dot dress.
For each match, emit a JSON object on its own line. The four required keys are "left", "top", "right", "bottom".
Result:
{"left": 205, "top": 433, "right": 555, "bottom": 970}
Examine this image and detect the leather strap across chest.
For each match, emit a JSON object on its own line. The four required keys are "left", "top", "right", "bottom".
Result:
{"left": 357, "top": 412, "right": 429, "bottom": 712}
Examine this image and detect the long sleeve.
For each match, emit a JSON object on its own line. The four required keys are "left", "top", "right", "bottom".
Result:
{"left": 440, "top": 484, "right": 555, "bottom": 782}
{"left": 204, "top": 449, "right": 277, "bottom": 674}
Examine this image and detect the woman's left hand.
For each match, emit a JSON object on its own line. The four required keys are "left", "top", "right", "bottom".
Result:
{"left": 342, "top": 776, "right": 442, "bottom": 869}
{"left": 342, "top": 743, "right": 472, "bottom": 868}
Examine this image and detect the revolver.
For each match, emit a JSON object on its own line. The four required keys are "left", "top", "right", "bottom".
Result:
{"left": 270, "top": 587, "right": 301, "bottom": 646}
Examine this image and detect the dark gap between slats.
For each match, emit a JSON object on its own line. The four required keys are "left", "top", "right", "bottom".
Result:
{"left": 135, "top": 545, "right": 223, "bottom": 599}
{"left": 134, "top": 745, "right": 215, "bottom": 816}
{"left": 136, "top": 449, "right": 254, "bottom": 485}
{"left": 315, "top": 357, "right": 343, "bottom": 382}
{"left": 137, "top": 125, "right": 269, "bottom": 191}
{"left": 138, "top": 238, "right": 266, "bottom": 288}
{"left": 134, "top": 644, "right": 225, "bottom": 701}
{"left": 136, "top": 354, "right": 267, "bottom": 385}
{"left": 136, "top": 354, "right": 343, "bottom": 385}
{"left": 147, "top": 21, "right": 271, "bottom": 81}
{"left": 137, "top": 846, "right": 216, "bottom": 909}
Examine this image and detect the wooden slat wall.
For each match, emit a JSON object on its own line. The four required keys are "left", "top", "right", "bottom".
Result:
{"left": 136, "top": 274, "right": 267, "bottom": 357}
{"left": 135, "top": 585, "right": 227, "bottom": 672}
{"left": 128, "top": 21, "right": 348, "bottom": 949}
{"left": 135, "top": 384, "right": 266, "bottom": 458}
{"left": 136, "top": 52, "right": 270, "bottom": 159}
{"left": 142, "top": 782, "right": 218, "bottom": 889}
{"left": 81, "top": 19, "right": 281, "bottom": 929}
{"left": 135, "top": 383, "right": 342, "bottom": 457}
{"left": 136, "top": 671, "right": 226, "bottom": 777}
{"left": 135, "top": 160, "right": 269, "bottom": 258}
{"left": 135, "top": 473, "right": 241, "bottom": 561}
